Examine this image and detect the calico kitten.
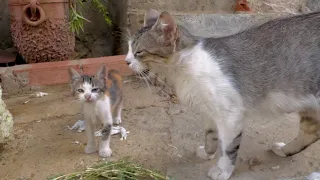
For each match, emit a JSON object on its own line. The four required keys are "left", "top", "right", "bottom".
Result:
{"left": 68, "top": 65, "right": 123, "bottom": 157}
{"left": 125, "top": 9, "right": 320, "bottom": 180}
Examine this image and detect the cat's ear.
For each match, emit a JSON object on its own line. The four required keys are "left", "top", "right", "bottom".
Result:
{"left": 95, "top": 65, "right": 107, "bottom": 82}
{"left": 152, "top": 11, "right": 179, "bottom": 45}
{"left": 143, "top": 9, "right": 160, "bottom": 27}
{"left": 68, "top": 67, "right": 81, "bottom": 80}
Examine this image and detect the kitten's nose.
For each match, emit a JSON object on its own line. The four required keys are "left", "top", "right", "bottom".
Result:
{"left": 84, "top": 94, "right": 91, "bottom": 100}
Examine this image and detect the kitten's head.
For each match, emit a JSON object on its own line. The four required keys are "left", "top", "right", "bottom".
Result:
{"left": 125, "top": 9, "right": 180, "bottom": 76}
{"left": 68, "top": 66, "right": 107, "bottom": 103}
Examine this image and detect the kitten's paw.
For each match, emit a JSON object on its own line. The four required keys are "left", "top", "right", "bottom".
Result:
{"left": 99, "top": 148, "right": 112, "bottom": 158}
{"left": 196, "top": 146, "right": 215, "bottom": 160}
{"left": 85, "top": 145, "right": 97, "bottom": 154}
{"left": 113, "top": 117, "right": 122, "bottom": 125}
{"left": 208, "top": 166, "right": 232, "bottom": 180}
{"left": 271, "top": 142, "right": 287, "bottom": 157}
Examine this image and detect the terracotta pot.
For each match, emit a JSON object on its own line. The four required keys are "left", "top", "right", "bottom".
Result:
{"left": 8, "top": 0, "right": 75, "bottom": 63}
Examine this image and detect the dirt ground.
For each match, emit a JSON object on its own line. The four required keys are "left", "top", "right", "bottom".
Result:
{"left": 0, "top": 77, "right": 319, "bottom": 180}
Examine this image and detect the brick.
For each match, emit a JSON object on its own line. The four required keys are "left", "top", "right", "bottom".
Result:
{"left": 0, "top": 55, "right": 133, "bottom": 87}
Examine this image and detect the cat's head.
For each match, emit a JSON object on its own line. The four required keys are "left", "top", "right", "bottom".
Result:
{"left": 125, "top": 9, "right": 179, "bottom": 76}
{"left": 68, "top": 66, "right": 107, "bottom": 103}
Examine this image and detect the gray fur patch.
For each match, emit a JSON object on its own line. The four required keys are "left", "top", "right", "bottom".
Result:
{"left": 101, "top": 124, "right": 112, "bottom": 141}
{"left": 225, "top": 132, "right": 242, "bottom": 165}
{"left": 202, "top": 12, "right": 320, "bottom": 106}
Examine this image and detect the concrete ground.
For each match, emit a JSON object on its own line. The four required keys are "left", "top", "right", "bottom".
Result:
{"left": 0, "top": 77, "right": 319, "bottom": 180}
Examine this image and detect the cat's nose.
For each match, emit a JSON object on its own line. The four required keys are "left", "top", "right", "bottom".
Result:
{"left": 125, "top": 57, "right": 131, "bottom": 65}
{"left": 84, "top": 94, "right": 91, "bottom": 100}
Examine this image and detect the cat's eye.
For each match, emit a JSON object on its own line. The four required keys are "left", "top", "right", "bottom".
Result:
{"left": 77, "top": 89, "right": 84, "bottom": 93}
{"left": 91, "top": 88, "right": 99, "bottom": 93}
{"left": 134, "top": 51, "right": 144, "bottom": 57}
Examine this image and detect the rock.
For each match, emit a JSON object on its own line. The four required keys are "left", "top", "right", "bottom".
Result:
{"left": 74, "top": 40, "right": 90, "bottom": 59}
{"left": 271, "top": 165, "right": 280, "bottom": 170}
{"left": 248, "top": 157, "right": 262, "bottom": 166}
{"left": 0, "top": 69, "right": 28, "bottom": 94}
{"left": 306, "top": 0, "right": 320, "bottom": 12}
{"left": 248, "top": 0, "right": 307, "bottom": 14}
{"left": 91, "top": 38, "right": 114, "bottom": 57}
{"left": 0, "top": 85, "right": 14, "bottom": 145}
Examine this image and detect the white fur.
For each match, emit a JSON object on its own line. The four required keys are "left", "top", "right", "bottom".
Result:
{"left": 125, "top": 40, "right": 147, "bottom": 73}
{"left": 170, "top": 44, "right": 244, "bottom": 180}
{"left": 81, "top": 83, "right": 113, "bottom": 158}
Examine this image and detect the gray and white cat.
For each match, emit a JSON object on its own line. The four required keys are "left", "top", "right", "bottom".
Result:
{"left": 68, "top": 65, "right": 123, "bottom": 158}
{"left": 125, "top": 9, "right": 320, "bottom": 180}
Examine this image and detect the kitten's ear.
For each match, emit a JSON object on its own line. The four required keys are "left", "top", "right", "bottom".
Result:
{"left": 68, "top": 67, "right": 81, "bottom": 80}
{"left": 144, "top": 9, "right": 160, "bottom": 27}
{"left": 95, "top": 65, "right": 107, "bottom": 82}
{"left": 152, "top": 11, "right": 179, "bottom": 45}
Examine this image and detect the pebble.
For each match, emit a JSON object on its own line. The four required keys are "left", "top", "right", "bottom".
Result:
{"left": 271, "top": 165, "right": 280, "bottom": 170}
{"left": 248, "top": 157, "right": 261, "bottom": 166}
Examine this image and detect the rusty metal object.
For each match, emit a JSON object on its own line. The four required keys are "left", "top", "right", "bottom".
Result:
{"left": 8, "top": 0, "right": 75, "bottom": 63}
{"left": 235, "top": 0, "right": 252, "bottom": 13}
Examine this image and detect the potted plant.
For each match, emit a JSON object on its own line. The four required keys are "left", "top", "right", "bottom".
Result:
{"left": 7, "top": 0, "right": 111, "bottom": 63}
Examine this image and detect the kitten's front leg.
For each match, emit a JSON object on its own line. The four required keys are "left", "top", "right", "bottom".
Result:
{"left": 99, "top": 124, "right": 112, "bottom": 157}
{"left": 98, "top": 105, "right": 113, "bottom": 158}
{"left": 84, "top": 116, "right": 97, "bottom": 154}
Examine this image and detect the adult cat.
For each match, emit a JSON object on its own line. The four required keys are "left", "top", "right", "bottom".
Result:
{"left": 125, "top": 9, "right": 320, "bottom": 180}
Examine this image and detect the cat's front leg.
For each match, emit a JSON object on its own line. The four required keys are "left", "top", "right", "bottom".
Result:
{"left": 84, "top": 115, "right": 97, "bottom": 154}
{"left": 207, "top": 106, "right": 244, "bottom": 180}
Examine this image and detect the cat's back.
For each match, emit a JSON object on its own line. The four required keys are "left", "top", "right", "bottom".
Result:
{"left": 201, "top": 11, "right": 320, "bottom": 102}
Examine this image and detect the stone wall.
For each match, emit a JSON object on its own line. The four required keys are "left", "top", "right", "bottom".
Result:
{"left": 74, "top": 0, "right": 128, "bottom": 58}
{"left": 1, "top": 0, "right": 320, "bottom": 59}
{"left": 127, "top": 0, "right": 320, "bottom": 34}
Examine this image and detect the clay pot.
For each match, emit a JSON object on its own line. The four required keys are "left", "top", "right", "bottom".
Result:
{"left": 8, "top": 0, "right": 75, "bottom": 63}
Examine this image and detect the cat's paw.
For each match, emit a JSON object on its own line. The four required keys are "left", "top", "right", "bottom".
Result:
{"left": 196, "top": 146, "right": 215, "bottom": 160}
{"left": 271, "top": 142, "right": 287, "bottom": 157}
{"left": 113, "top": 117, "right": 122, "bottom": 125}
{"left": 99, "top": 147, "right": 112, "bottom": 158}
{"left": 208, "top": 166, "right": 232, "bottom": 180}
{"left": 85, "top": 145, "right": 97, "bottom": 154}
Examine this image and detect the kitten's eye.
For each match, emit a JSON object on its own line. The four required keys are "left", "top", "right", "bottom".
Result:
{"left": 91, "top": 88, "right": 99, "bottom": 93}
{"left": 134, "top": 51, "right": 144, "bottom": 57}
{"left": 77, "top": 89, "right": 84, "bottom": 93}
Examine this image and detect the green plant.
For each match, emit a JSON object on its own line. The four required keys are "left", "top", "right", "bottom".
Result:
{"left": 47, "top": 158, "right": 170, "bottom": 180}
{"left": 69, "top": 0, "right": 112, "bottom": 35}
